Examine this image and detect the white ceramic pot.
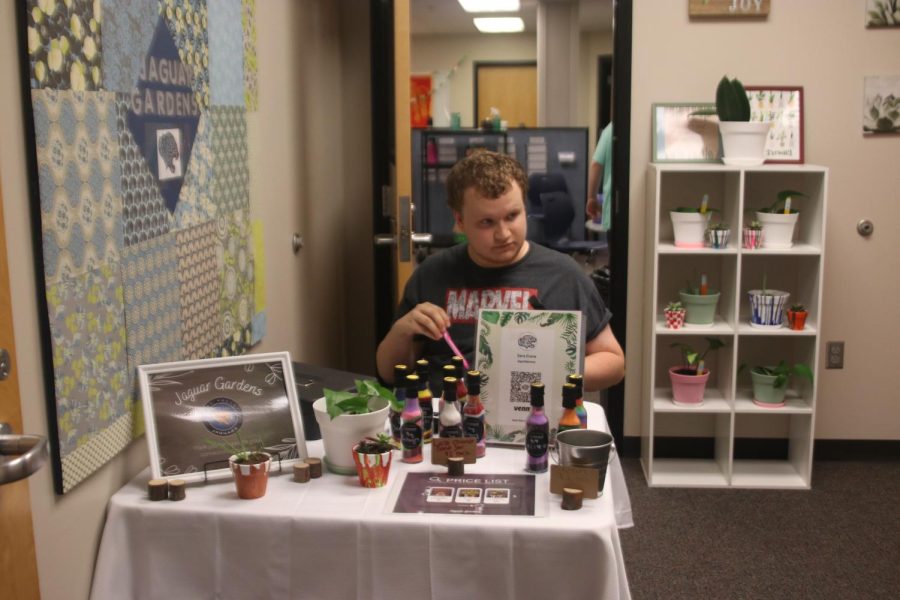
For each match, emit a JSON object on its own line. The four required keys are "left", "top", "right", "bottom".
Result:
{"left": 670, "top": 211, "right": 710, "bottom": 248}
{"left": 748, "top": 289, "right": 790, "bottom": 328}
{"left": 719, "top": 121, "right": 771, "bottom": 166}
{"left": 312, "top": 397, "right": 390, "bottom": 475}
{"left": 756, "top": 211, "right": 799, "bottom": 249}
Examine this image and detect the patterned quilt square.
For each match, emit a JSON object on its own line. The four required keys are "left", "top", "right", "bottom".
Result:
{"left": 210, "top": 106, "right": 249, "bottom": 214}
{"left": 161, "top": 0, "right": 210, "bottom": 110}
{"left": 174, "top": 113, "right": 217, "bottom": 229}
{"left": 176, "top": 220, "right": 221, "bottom": 359}
{"left": 218, "top": 208, "right": 254, "bottom": 354}
{"left": 26, "top": 0, "right": 103, "bottom": 90}
{"left": 33, "top": 89, "right": 123, "bottom": 285}
{"left": 46, "top": 264, "right": 131, "bottom": 460}
{"left": 100, "top": 0, "right": 158, "bottom": 93}
{"left": 242, "top": 0, "right": 258, "bottom": 110}
{"left": 208, "top": 0, "right": 245, "bottom": 106}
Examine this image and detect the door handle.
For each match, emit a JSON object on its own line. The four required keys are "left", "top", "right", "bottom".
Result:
{"left": 0, "top": 423, "right": 49, "bottom": 485}
{"left": 373, "top": 232, "right": 434, "bottom": 247}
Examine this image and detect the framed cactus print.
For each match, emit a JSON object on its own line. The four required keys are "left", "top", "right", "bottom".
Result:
{"left": 651, "top": 103, "right": 722, "bottom": 163}
{"left": 475, "top": 309, "right": 583, "bottom": 445}
{"left": 744, "top": 86, "right": 805, "bottom": 163}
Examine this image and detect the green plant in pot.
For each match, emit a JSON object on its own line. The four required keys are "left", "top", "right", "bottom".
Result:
{"left": 352, "top": 432, "right": 396, "bottom": 488}
{"left": 670, "top": 194, "right": 718, "bottom": 248}
{"left": 694, "top": 76, "right": 770, "bottom": 166}
{"left": 313, "top": 380, "right": 394, "bottom": 475}
{"left": 668, "top": 337, "right": 725, "bottom": 406}
{"left": 679, "top": 274, "right": 721, "bottom": 327}
{"left": 743, "top": 218, "right": 763, "bottom": 249}
{"left": 740, "top": 361, "right": 814, "bottom": 408}
{"left": 206, "top": 434, "right": 272, "bottom": 500}
{"left": 755, "top": 190, "right": 808, "bottom": 249}
{"left": 706, "top": 220, "right": 731, "bottom": 249}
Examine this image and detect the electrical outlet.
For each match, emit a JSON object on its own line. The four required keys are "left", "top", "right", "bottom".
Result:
{"left": 826, "top": 341, "right": 844, "bottom": 369}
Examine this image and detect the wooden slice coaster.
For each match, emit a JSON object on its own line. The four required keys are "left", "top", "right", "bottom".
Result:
{"left": 168, "top": 479, "right": 186, "bottom": 501}
{"left": 148, "top": 479, "right": 168, "bottom": 501}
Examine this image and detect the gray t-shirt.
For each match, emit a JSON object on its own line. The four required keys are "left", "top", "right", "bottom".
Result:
{"left": 396, "top": 242, "right": 611, "bottom": 374}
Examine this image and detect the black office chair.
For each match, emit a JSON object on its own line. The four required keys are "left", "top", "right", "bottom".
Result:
{"left": 526, "top": 172, "right": 607, "bottom": 256}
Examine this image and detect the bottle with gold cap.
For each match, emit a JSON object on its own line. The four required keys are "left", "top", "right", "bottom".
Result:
{"left": 415, "top": 359, "right": 433, "bottom": 443}
{"left": 438, "top": 376, "right": 463, "bottom": 438}
{"left": 390, "top": 364, "right": 408, "bottom": 445}
{"left": 463, "top": 370, "right": 486, "bottom": 458}
{"left": 451, "top": 355, "right": 468, "bottom": 413}
{"left": 525, "top": 382, "right": 549, "bottom": 473}
{"left": 567, "top": 373, "right": 588, "bottom": 429}
{"left": 401, "top": 374, "right": 424, "bottom": 463}
{"left": 557, "top": 382, "right": 581, "bottom": 434}
{"left": 436, "top": 364, "right": 456, "bottom": 437}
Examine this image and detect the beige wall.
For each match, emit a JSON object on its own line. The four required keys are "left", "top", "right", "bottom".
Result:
{"left": 0, "top": 1, "right": 372, "bottom": 598}
{"left": 627, "top": 0, "right": 900, "bottom": 440}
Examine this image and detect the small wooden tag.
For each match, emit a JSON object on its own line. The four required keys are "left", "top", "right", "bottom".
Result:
{"left": 549, "top": 465, "right": 599, "bottom": 499}
{"left": 431, "top": 438, "right": 476, "bottom": 465}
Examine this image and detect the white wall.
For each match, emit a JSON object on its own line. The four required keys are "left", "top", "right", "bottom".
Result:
{"left": 626, "top": 0, "right": 900, "bottom": 440}
{"left": 0, "top": 1, "right": 372, "bottom": 598}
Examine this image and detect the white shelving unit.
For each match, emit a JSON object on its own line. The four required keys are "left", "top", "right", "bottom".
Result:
{"left": 641, "top": 163, "right": 827, "bottom": 489}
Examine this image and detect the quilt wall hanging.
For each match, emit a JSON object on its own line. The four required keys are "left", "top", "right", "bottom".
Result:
{"left": 20, "top": 0, "right": 262, "bottom": 494}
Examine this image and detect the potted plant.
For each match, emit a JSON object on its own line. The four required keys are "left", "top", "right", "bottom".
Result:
{"left": 694, "top": 76, "right": 771, "bottom": 166}
{"left": 668, "top": 337, "right": 725, "bottom": 406}
{"left": 741, "top": 361, "right": 814, "bottom": 408}
{"left": 670, "top": 194, "right": 715, "bottom": 248}
{"left": 742, "top": 219, "right": 763, "bottom": 249}
{"left": 207, "top": 434, "right": 272, "bottom": 500}
{"left": 351, "top": 432, "right": 396, "bottom": 488}
{"left": 679, "top": 275, "right": 721, "bottom": 327}
{"left": 313, "top": 379, "right": 393, "bottom": 475}
{"left": 747, "top": 272, "right": 790, "bottom": 329}
{"left": 706, "top": 221, "right": 731, "bottom": 249}
{"left": 755, "top": 190, "right": 808, "bottom": 249}
{"left": 786, "top": 303, "right": 808, "bottom": 331}
{"left": 664, "top": 300, "right": 686, "bottom": 329}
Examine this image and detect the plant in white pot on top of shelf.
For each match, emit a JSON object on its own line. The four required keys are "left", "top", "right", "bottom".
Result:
{"left": 679, "top": 273, "right": 721, "bottom": 327}
{"left": 693, "top": 75, "right": 771, "bottom": 166}
{"left": 313, "top": 380, "right": 393, "bottom": 475}
{"left": 670, "top": 194, "right": 717, "bottom": 248}
{"left": 669, "top": 337, "right": 726, "bottom": 406}
{"left": 755, "top": 189, "right": 808, "bottom": 249}
{"left": 747, "top": 272, "right": 790, "bottom": 329}
{"left": 740, "top": 360, "right": 814, "bottom": 408}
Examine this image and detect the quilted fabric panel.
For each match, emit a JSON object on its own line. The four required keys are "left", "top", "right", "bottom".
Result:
{"left": 217, "top": 208, "right": 254, "bottom": 355}
{"left": 100, "top": 0, "right": 159, "bottom": 92}
{"left": 208, "top": 0, "right": 245, "bottom": 106}
{"left": 176, "top": 220, "right": 220, "bottom": 359}
{"left": 209, "top": 106, "right": 249, "bottom": 214}
{"left": 173, "top": 113, "right": 216, "bottom": 229}
{"left": 161, "top": 0, "right": 210, "bottom": 110}
{"left": 242, "top": 0, "right": 258, "bottom": 110}
{"left": 26, "top": 0, "right": 103, "bottom": 90}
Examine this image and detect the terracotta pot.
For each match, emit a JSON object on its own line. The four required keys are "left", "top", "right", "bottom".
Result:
{"left": 787, "top": 309, "right": 808, "bottom": 331}
{"left": 229, "top": 452, "right": 272, "bottom": 499}
{"left": 352, "top": 445, "right": 393, "bottom": 488}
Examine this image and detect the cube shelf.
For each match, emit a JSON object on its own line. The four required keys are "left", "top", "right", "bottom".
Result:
{"left": 641, "top": 164, "right": 827, "bottom": 489}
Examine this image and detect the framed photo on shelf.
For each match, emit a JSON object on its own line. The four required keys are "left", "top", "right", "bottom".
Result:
{"left": 745, "top": 86, "right": 805, "bottom": 163}
{"left": 651, "top": 103, "right": 721, "bottom": 163}
{"left": 139, "top": 352, "right": 307, "bottom": 482}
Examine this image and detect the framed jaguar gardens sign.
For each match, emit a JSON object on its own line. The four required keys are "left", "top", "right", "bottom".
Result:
{"left": 139, "top": 352, "right": 307, "bottom": 482}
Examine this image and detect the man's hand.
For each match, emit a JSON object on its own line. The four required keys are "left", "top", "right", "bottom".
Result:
{"left": 586, "top": 196, "right": 601, "bottom": 220}
{"left": 393, "top": 302, "right": 450, "bottom": 341}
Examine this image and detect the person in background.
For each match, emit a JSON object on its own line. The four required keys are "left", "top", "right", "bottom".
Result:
{"left": 376, "top": 151, "right": 624, "bottom": 392}
{"left": 586, "top": 122, "right": 613, "bottom": 232}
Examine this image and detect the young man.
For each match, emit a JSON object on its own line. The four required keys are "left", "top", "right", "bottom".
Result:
{"left": 376, "top": 151, "right": 624, "bottom": 392}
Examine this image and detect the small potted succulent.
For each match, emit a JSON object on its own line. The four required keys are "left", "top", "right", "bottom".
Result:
{"left": 679, "top": 274, "right": 721, "bottom": 327}
{"left": 664, "top": 300, "right": 686, "bottom": 329}
{"left": 313, "top": 380, "right": 394, "bottom": 475}
{"left": 669, "top": 337, "right": 725, "bottom": 406}
{"left": 352, "top": 432, "right": 396, "bottom": 488}
{"left": 756, "top": 190, "right": 808, "bottom": 249}
{"left": 207, "top": 434, "right": 272, "bottom": 500}
{"left": 741, "top": 361, "right": 814, "bottom": 408}
{"left": 742, "top": 219, "right": 763, "bottom": 249}
{"left": 693, "top": 75, "right": 771, "bottom": 166}
{"left": 670, "top": 194, "right": 716, "bottom": 248}
{"left": 786, "top": 303, "right": 808, "bottom": 331}
{"left": 706, "top": 221, "right": 731, "bottom": 249}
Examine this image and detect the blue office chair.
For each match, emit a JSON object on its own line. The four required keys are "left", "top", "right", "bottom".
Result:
{"left": 526, "top": 173, "right": 607, "bottom": 255}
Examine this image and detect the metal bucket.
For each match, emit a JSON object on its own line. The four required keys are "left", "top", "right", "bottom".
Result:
{"left": 552, "top": 429, "right": 615, "bottom": 493}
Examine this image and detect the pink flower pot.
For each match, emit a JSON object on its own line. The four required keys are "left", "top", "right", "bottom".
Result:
{"left": 668, "top": 367, "right": 710, "bottom": 406}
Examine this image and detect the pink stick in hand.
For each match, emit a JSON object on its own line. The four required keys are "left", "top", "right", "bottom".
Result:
{"left": 442, "top": 331, "right": 469, "bottom": 370}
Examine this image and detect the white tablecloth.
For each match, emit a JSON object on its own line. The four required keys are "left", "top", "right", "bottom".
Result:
{"left": 91, "top": 404, "right": 631, "bottom": 600}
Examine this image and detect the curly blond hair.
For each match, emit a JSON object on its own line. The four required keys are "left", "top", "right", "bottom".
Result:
{"left": 446, "top": 150, "right": 529, "bottom": 213}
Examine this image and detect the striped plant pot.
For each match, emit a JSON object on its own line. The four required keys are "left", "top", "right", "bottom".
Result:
{"left": 352, "top": 446, "right": 393, "bottom": 488}
{"left": 748, "top": 290, "right": 790, "bottom": 329}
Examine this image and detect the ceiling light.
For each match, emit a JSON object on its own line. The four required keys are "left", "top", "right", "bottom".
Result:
{"left": 459, "top": 1, "right": 520, "bottom": 13}
{"left": 473, "top": 17, "right": 525, "bottom": 33}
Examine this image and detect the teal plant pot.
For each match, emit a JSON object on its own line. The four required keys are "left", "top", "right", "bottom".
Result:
{"left": 679, "top": 290, "right": 721, "bottom": 326}
{"left": 750, "top": 369, "right": 787, "bottom": 407}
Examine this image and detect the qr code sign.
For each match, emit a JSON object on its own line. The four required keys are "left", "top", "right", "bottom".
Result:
{"left": 510, "top": 371, "right": 542, "bottom": 406}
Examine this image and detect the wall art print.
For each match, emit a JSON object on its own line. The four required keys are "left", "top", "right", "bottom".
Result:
{"left": 22, "top": 0, "right": 262, "bottom": 494}
{"left": 865, "top": 0, "right": 900, "bottom": 28}
{"left": 863, "top": 75, "right": 900, "bottom": 134}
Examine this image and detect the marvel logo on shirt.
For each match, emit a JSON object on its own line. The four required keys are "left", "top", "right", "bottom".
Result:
{"left": 445, "top": 287, "right": 538, "bottom": 324}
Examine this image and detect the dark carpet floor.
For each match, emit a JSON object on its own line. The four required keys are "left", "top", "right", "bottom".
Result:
{"left": 618, "top": 457, "right": 900, "bottom": 599}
